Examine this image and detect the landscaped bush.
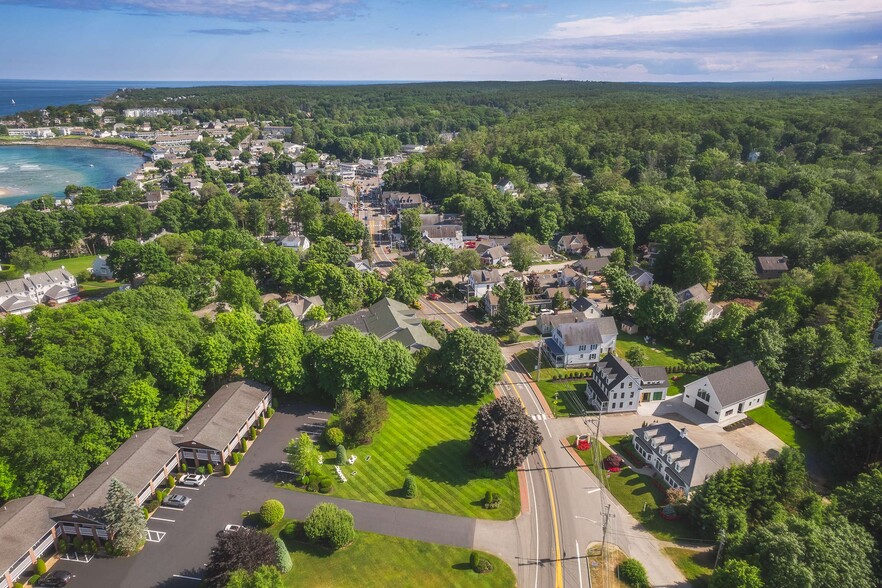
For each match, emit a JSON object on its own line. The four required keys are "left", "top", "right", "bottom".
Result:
{"left": 259, "top": 499, "right": 285, "bottom": 527}
{"left": 197, "top": 466, "right": 206, "bottom": 475}
{"left": 267, "top": 407, "right": 275, "bottom": 418}
{"left": 307, "top": 478, "right": 320, "bottom": 492}
{"left": 483, "top": 491, "right": 501, "bottom": 510}
{"left": 35, "top": 558, "right": 46, "bottom": 575}
{"left": 180, "top": 462, "right": 188, "bottom": 473}
{"left": 336, "top": 444, "right": 347, "bottom": 466}
{"left": 319, "top": 478, "right": 333, "bottom": 494}
{"left": 14, "top": 581, "right": 25, "bottom": 588}
{"left": 403, "top": 475, "right": 417, "bottom": 499}
{"left": 303, "top": 503, "right": 356, "bottom": 550}
{"left": 155, "top": 490, "right": 166, "bottom": 503}
{"left": 206, "top": 463, "right": 214, "bottom": 475}
{"left": 250, "top": 425, "right": 258, "bottom": 440}
{"left": 280, "top": 521, "right": 298, "bottom": 539}
{"left": 232, "top": 452, "right": 242, "bottom": 465}
{"left": 224, "top": 463, "right": 231, "bottom": 476}
{"left": 167, "top": 474, "right": 175, "bottom": 488}
{"left": 72, "top": 537, "right": 83, "bottom": 552}
{"left": 258, "top": 415, "right": 266, "bottom": 428}
{"left": 275, "top": 537, "right": 293, "bottom": 573}
{"left": 618, "top": 558, "right": 649, "bottom": 587}
{"left": 57, "top": 538, "right": 67, "bottom": 554}
{"left": 28, "top": 574, "right": 40, "bottom": 586}
{"left": 325, "top": 427, "right": 345, "bottom": 447}
{"left": 241, "top": 438, "right": 248, "bottom": 452}
{"left": 146, "top": 499, "right": 160, "bottom": 512}
{"left": 469, "top": 551, "right": 492, "bottom": 573}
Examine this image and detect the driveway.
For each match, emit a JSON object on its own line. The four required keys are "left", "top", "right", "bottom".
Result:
{"left": 63, "top": 402, "right": 480, "bottom": 588}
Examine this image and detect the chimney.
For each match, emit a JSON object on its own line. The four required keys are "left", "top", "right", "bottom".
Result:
{"left": 680, "top": 427, "right": 688, "bottom": 439}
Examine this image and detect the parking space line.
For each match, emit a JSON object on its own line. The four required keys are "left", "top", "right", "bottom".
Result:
{"left": 159, "top": 506, "right": 184, "bottom": 511}
{"left": 172, "top": 574, "right": 202, "bottom": 581}
{"left": 150, "top": 516, "right": 176, "bottom": 522}
{"left": 307, "top": 416, "right": 328, "bottom": 421}
{"left": 174, "top": 486, "right": 200, "bottom": 490}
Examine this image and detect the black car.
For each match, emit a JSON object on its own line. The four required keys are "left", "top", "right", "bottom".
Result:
{"left": 36, "top": 570, "right": 74, "bottom": 587}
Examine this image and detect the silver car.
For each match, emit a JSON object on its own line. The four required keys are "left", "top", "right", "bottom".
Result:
{"left": 162, "top": 494, "right": 191, "bottom": 508}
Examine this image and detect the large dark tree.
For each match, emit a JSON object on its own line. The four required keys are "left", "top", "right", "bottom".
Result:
{"left": 203, "top": 528, "right": 278, "bottom": 588}
{"left": 471, "top": 396, "right": 542, "bottom": 473}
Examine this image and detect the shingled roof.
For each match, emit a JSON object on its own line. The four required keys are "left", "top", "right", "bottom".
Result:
{"left": 555, "top": 316, "right": 617, "bottom": 346}
{"left": 176, "top": 381, "right": 272, "bottom": 453}
{"left": 0, "top": 495, "right": 65, "bottom": 577}
{"left": 705, "top": 361, "right": 769, "bottom": 406}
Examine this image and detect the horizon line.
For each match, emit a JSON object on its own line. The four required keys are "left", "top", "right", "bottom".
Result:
{"left": 1, "top": 78, "right": 882, "bottom": 85}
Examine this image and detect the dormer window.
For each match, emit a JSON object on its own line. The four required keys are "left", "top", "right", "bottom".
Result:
{"left": 644, "top": 431, "right": 652, "bottom": 441}
{"left": 658, "top": 446, "right": 666, "bottom": 456}
{"left": 666, "top": 454, "right": 673, "bottom": 464}
{"left": 674, "top": 462, "right": 682, "bottom": 472}
{"left": 651, "top": 439, "right": 658, "bottom": 449}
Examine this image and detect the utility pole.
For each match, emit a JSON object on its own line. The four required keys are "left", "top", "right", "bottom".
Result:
{"left": 714, "top": 530, "right": 726, "bottom": 570}
{"left": 535, "top": 339, "right": 543, "bottom": 381}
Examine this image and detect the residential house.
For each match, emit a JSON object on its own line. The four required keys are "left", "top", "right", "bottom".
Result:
{"left": 536, "top": 311, "right": 587, "bottom": 336}
{"left": 675, "top": 284, "right": 722, "bottom": 322}
{"left": 281, "top": 295, "right": 325, "bottom": 321}
{"left": 585, "top": 354, "right": 669, "bottom": 413}
{"left": 0, "top": 269, "right": 78, "bottom": 316}
{"left": 755, "top": 256, "right": 789, "bottom": 279}
{"left": 153, "top": 133, "right": 201, "bottom": 148}
{"left": 175, "top": 380, "right": 272, "bottom": 468}
{"left": 543, "top": 286, "right": 575, "bottom": 306}
{"left": 682, "top": 361, "right": 769, "bottom": 422}
{"left": 542, "top": 316, "right": 618, "bottom": 367}
{"left": 422, "top": 225, "right": 464, "bottom": 249}
{"left": 556, "top": 234, "right": 588, "bottom": 256}
{"left": 468, "top": 269, "right": 503, "bottom": 298}
{"left": 91, "top": 256, "right": 114, "bottom": 280}
{"left": 483, "top": 290, "right": 500, "bottom": 317}
{"left": 145, "top": 190, "right": 167, "bottom": 212}
{"left": 620, "top": 320, "right": 639, "bottom": 335}
{"left": 313, "top": 298, "right": 440, "bottom": 351}
{"left": 873, "top": 323, "right": 882, "bottom": 348}
{"left": 571, "top": 257, "right": 610, "bottom": 277}
{"left": 556, "top": 268, "right": 591, "bottom": 294}
{"left": 480, "top": 245, "right": 509, "bottom": 267}
{"left": 347, "top": 255, "right": 372, "bottom": 273}
{"left": 383, "top": 191, "right": 423, "bottom": 209}
{"left": 533, "top": 244, "right": 555, "bottom": 261}
{"left": 632, "top": 423, "right": 741, "bottom": 497}
{"left": 627, "top": 266, "right": 654, "bottom": 291}
{"left": 278, "top": 234, "right": 310, "bottom": 252}
{"left": 571, "top": 296, "right": 603, "bottom": 319}
{"left": 419, "top": 213, "right": 461, "bottom": 227}
{"left": 495, "top": 178, "right": 515, "bottom": 193}
{"left": 262, "top": 125, "right": 292, "bottom": 139}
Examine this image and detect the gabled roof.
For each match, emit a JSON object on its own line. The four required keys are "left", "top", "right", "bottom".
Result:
{"left": 627, "top": 266, "right": 653, "bottom": 281}
{"left": 313, "top": 298, "right": 439, "bottom": 351}
{"left": 705, "top": 361, "right": 769, "bottom": 407}
{"left": 594, "top": 353, "right": 640, "bottom": 388}
{"left": 636, "top": 366, "right": 669, "bottom": 387}
{"left": 676, "top": 284, "right": 712, "bottom": 305}
{"left": 176, "top": 381, "right": 271, "bottom": 452}
{"left": 480, "top": 245, "right": 508, "bottom": 260}
{"left": 422, "top": 225, "right": 462, "bottom": 239}
{"left": 554, "top": 316, "right": 617, "bottom": 346}
{"left": 634, "top": 423, "right": 741, "bottom": 488}
{"left": 557, "top": 234, "right": 586, "bottom": 247}
{"left": 571, "top": 296, "right": 601, "bottom": 314}
{"left": 572, "top": 257, "right": 609, "bottom": 274}
{"left": 56, "top": 427, "right": 179, "bottom": 523}
{"left": 470, "top": 269, "right": 503, "bottom": 284}
{"left": 538, "top": 312, "right": 586, "bottom": 329}
{"left": 282, "top": 295, "right": 324, "bottom": 319}
{"left": 756, "top": 256, "right": 789, "bottom": 272}
{"left": 0, "top": 495, "right": 66, "bottom": 575}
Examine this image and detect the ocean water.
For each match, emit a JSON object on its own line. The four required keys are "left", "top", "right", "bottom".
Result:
{"left": 0, "top": 145, "right": 145, "bottom": 205}
{"left": 0, "top": 79, "right": 412, "bottom": 117}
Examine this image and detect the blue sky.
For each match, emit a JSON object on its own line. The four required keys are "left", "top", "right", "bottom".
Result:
{"left": 0, "top": 0, "right": 879, "bottom": 81}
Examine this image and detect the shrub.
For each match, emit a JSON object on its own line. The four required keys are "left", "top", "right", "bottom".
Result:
{"left": 336, "top": 444, "right": 347, "bottom": 466}
{"left": 206, "top": 463, "right": 214, "bottom": 475}
{"left": 250, "top": 425, "right": 258, "bottom": 440}
{"left": 483, "top": 491, "right": 501, "bottom": 509}
{"left": 403, "top": 475, "right": 417, "bottom": 499}
{"left": 232, "top": 452, "right": 242, "bottom": 465}
{"left": 618, "top": 558, "right": 649, "bottom": 587}
{"left": 325, "top": 427, "right": 345, "bottom": 447}
{"left": 84, "top": 540, "right": 97, "bottom": 554}
{"left": 36, "top": 558, "right": 47, "bottom": 575}
{"left": 258, "top": 415, "right": 266, "bottom": 429}
{"left": 14, "top": 581, "right": 24, "bottom": 588}
{"left": 281, "top": 521, "right": 298, "bottom": 539}
{"left": 167, "top": 474, "right": 175, "bottom": 488}
{"left": 307, "top": 478, "right": 320, "bottom": 492}
{"left": 197, "top": 465, "right": 206, "bottom": 475}
{"left": 224, "top": 463, "right": 231, "bottom": 476}
{"left": 259, "top": 499, "right": 285, "bottom": 527}
{"left": 103, "top": 539, "right": 115, "bottom": 556}
{"left": 470, "top": 551, "right": 479, "bottom": 569}
{"left": 476, "top": 558, "right": 493, "bottom": 573}
{"left": 28, "top": 575, "right": 41, "bottom": 586}
{"left": 142, "top": 507, "right": 149, "bottom": 518}
{"left": 267, "top": 407, "right": 275, "bottom": 418}
{"left": 241, "top": 438, "right": 248, "bottom": 452}
{"left": 180, "top": 461, "right": 188, "bottom": 473}
{"left": 57, "top": 538, "right": 68, "bottom": 554}
{"left": 72, "top": 536, "right": 83, "bottom": 551}
{"left": 303, "top": 503, "right": 356, "bottom": 550}
{"left": 319, "top": 478, "right": 333, "bottom": 494}
{"left": 275, "top": 537, "right": 293, "bottom": 573}
{"left": 155, "top": 490, "right": 166, "bottom": 503}
{"left": 146, "top": 499, "right": 160, "bottom": 512}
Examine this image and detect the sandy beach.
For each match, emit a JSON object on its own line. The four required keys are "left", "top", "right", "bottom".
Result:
{"left": 0, "top": 188, "right": 8, "bottom": 198}
{"left": 0, "top": 137, "right": 149, "bottom": 157}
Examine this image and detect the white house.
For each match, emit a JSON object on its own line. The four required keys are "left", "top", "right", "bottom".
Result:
{"left": 571, "top": 296, "right": 603, "bottom": 319}
{"left": 556, "top": 234, "right": 588, "bottom": 256}
{"left": 91, "top": 255, "right": 115, "bottom": 280}
{"left": 480, "top": 245, "right": 509, "bottom": 266}
{"left": 0, "top": 269, "right": 78, "bottom": 315}
{"left": 542, "top": 316, "right": 618, "bottom": 367}
{"left": 682, "top": 361, "right": 769, "bottom": 423}
{"left": 627, "top": 266, "right": 654, "bottom": 291}
{"left": 675, "top": 283, "right": 722, "bottom": 322}
{"left": 468, "top": 269, "right": 503, "bottom": 298}
{"left": 278, "top": 234, "right": 310, "bottom": 252}
{"left": 585, "top": 354, "right": 669, "bottom": 413}
{"left": 422, "top": 225, "right": 463, "bottom": 249}
{"left": 495, "top": 178, "right": 515, "bottom": 193}
{"left": 631, "top": 423, "right": 741, "bottom": 497}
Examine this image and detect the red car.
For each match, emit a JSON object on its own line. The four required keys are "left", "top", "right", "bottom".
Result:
{"left": 464, "top": 241, "right": 477, "bottom": 248}
{"left": 68, "top": 295, "right": 82, "bottom": 303}
{"left": 427, "top": 293, "right": 441, "bottom": 301}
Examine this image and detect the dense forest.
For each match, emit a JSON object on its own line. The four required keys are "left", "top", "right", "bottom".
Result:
{"left": 3, "top": 81, "right": 882, "bottom": 584}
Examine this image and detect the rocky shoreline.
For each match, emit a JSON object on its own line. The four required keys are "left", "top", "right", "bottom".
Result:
{"left": 0, "top": 137, "right": 149, "bottom": 157}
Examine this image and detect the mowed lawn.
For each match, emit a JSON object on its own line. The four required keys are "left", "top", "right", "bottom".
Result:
{"left": 747, "top": 399, "right": 822, "bottom": 459}
{"left": 615, "top": 333, "right": 687, "bottom": 367}
{"left": 537, "top": 380, "right": 590, "bottom": 417}
{"left": 309, "top": 388, "right": 519, "bottom": 520}
{"left": 274, "top": 524, "right": 515, "bottom": 588}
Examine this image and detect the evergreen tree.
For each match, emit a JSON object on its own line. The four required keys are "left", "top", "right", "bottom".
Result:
{"left": 103, "top": 478, "right": 147, "bottom": 555}
{"left": 491, "top": 275, "right": 531, "bottom": 334}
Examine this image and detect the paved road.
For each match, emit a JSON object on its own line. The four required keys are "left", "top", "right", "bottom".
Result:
{"left": 64, "top": 403, "right": 481, "bottom": 588}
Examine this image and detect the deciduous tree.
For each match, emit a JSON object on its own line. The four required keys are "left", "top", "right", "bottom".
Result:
{"left": 438, "top": 328, "right": 504, "bottom": 400}
{"left": 471, "top": 396, "right": 542, "bottom": 473}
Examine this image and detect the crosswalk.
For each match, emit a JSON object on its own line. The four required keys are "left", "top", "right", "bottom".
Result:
{"left": 530, "top": 413, "right": 549, "bottom": 421}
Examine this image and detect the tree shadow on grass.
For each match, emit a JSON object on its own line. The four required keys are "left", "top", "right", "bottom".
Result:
{"left": 451, "top": 562, "right": 473, "bottom": 571}
{"left": 409, "top": 439, "right": 503, "bottom": 486}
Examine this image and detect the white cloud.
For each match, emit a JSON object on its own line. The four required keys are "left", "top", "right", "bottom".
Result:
{"left": 550, "top": 0, "right": 882, "bottom": 39}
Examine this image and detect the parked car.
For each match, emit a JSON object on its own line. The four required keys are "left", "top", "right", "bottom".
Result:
{"left": 162, "top": 493, "right": 191, "bottom": 508}
{"left": 68, "top": 295, "right": 82, "bottom": 303}
{"left": 216, "top": 524, "right": 244, "bottom": 537}
{"left": 35, "top": 571, "right": 74, "bottom": 587}
{"left": 427, "top": 293, "right": 441, "bottom": 301}
{"left": 180, "top": 473, "right": 207, "bottom": 487}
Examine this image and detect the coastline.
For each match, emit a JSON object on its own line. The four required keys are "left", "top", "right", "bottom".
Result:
{"left": 0, "top": 138, "right": 149, "bottom": 157}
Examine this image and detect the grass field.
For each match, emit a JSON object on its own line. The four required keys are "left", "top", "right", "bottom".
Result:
{"left": 537, "top": 380, "right": 590, "bottom": 417}
{"left": 662, "top": 547, "right": 713, "bottom": 588}
{"left": 667, "top": 373, "right": 702, "bottom": 397}
{"left": 287, "top": 388, "right": 519, "bottom": 520}
{"left": 44, "top": 255, "right": 97, "bottom": 275}
{"left": 516, "top": 348, "right": 590, "bottom": 381}
{"left": 747, "top": 400, "right": 821, "bottom": 457}
{"left": 271, "top": 520, "right": 515, "bottom": 588}
{"left": 615, "top": 333, "right": 687, "bottom": 367}
{"left": 586, "top": 543, "right": 628, "bottom": 588}
{"left": 1, "top": 255, "right": 120, "bottom": 299}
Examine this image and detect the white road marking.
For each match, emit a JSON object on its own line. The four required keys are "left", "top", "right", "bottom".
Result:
{"left": 527, "top": 455, "right": 540, "bottom": 588}
{"left": 576, "top": 540, "right": 583, "bottom": 588}
{"left": 307, "top": 416, "right": 328, "bottom": 421}
{"left": 159, "top": 506, "right": 184, "bottom": 511}
{"left": 172, "top": 574, "right": 202, "bottom": 581}
{"left": 149, "top": 516, "right": 175, "bottom": 523}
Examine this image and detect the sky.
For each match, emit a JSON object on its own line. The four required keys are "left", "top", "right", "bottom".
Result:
{"left": 0, "top": 0, "right": 879, "bottom": 82}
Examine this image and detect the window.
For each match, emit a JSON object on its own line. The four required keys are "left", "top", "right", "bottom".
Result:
{"left": 620, "top": 383, "right": 624, "bottom": 388}
{"left": 629, "top": 381, "right": 633, "bottom": 388}
{"left": 630, "top": 391, "right": 635, "bottom": 398}
{"left": 578, "top": 345, "right": 586, "bottom": 351}
{"left": 674, "top": 462, "right": 682, "bottom": 472}
{"left": 697, "top": 389, "right": 711, "bottom": 403}
{"left": 590, "top": 344, "right": 598, "bottom": 350}
{"left": 612, "top": 392, "right": 617, "bottom": 400}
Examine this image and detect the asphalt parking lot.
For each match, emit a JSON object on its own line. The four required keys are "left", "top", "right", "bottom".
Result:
{"left": 62, "top": 402, "right": 331, "bottom": 588}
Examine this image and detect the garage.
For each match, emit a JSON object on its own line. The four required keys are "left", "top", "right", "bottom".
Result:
{"left": 694, "top": 399, "right": 710, "bottom": 415}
